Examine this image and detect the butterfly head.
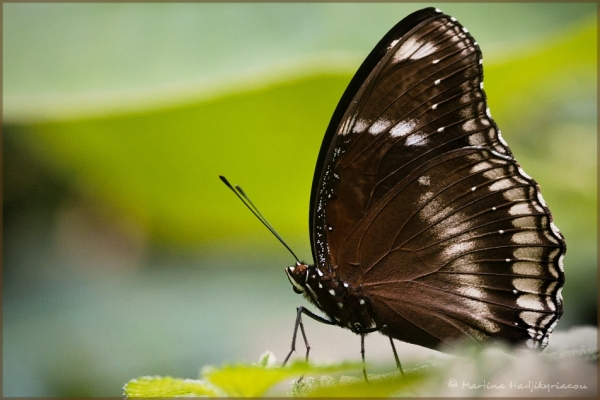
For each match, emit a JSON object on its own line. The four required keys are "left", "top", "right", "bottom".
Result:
{"left": 285, "top": 262, "right": 310, "bottom": 294}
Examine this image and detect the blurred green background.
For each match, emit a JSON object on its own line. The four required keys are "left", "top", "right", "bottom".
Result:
{"left": 3, "top": 3, "right": 597, "bottom": 397}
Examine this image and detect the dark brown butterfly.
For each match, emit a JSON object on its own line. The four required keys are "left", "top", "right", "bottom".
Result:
{"left": 222, "top": 7, "right": 565, "bottom": 380}
{"left": 282, "top": 7, "right": 565, "bottom": 376}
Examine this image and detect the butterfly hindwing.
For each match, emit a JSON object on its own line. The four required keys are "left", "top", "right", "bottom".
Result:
{"left": 310, "top": 8, "right": 565, "bottom": 350}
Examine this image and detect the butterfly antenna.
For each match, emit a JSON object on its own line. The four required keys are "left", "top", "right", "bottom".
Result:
{"left": 219, "top": 175, "right": 300, "bottom": 263}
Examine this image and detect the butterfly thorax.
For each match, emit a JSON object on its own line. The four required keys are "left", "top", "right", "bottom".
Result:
{"left": 285, "top": 262, "right": 375, "bottom": 332}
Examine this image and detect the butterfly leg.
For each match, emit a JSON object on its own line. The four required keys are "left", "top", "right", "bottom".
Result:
{"left": 283, "top": 306, "right": 335, "bottom": 366}
{"left": 353, "top": 324, "right": 404, "bottom": 377}
{"left": 360, "top": 333, "right": 369, "bottom": 382}
{"left": 382, "top": 325, "right": 404, "bottom": 376}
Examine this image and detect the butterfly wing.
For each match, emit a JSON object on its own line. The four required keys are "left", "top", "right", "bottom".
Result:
{"left": 310, "top": 8, "right": 565, "bottom": 349}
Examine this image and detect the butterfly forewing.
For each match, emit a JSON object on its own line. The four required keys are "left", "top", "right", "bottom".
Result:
{"left": 310, "top": 8, "right": 564, "bottom": 350}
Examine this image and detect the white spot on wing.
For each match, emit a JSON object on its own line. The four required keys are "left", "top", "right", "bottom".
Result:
{"left": 393, "top": 38, "right": 438, "bottom": 62}
{"left": 390, "top": 119, "right": 416, "bottom": 137}
{"left": 393, "top": 38, "right": 420, "bottom": 62}
{"left": 462, "top": 119, "right": 477, "bottom": 131}
{"left": 512, "top": 262, "right": 542, "bottom": 276}
{"left": 468, "top": 132, "right": 484, "bottom": 146}
{"left": 411, "top": 42, "right": 438, "bottom": 60}
{"left": 483, "top": 167, "right": 505, "bottom": 180}
{"left": 443, "top": 240, "right": 476, "bottom": 259}
{"left": 539, "top": 314, "right": 554, "bottom": 326}
{"left": 461, "top": 108, "right": 476, "bottom": 120}
{"left": 517, "top": 293, "right": 545, "bottom": 310}
{"left": 509, "top": 202, "right": 531, "bottom": 216}
{"left": 520, "top": 311, "right": 543, "bottom": 326}
{"left": 512, "top": 231, "right": 542, "bottom": 245}
{"left": 462, "top": 286, "right": 485, "bottom": 299}
{"left": 513, "top": 278, "right": 542, "bottom": 293}
{"left": 369, "top": 118, "right": 392, "bottom": 135}
{"left": 514, "top": 246, "right": 544, "bottom": 260}
{"left": 418, "top": 191, "right": 434, "bottom": 208}
{"left": 471, "top": 161, "right": 492, "bottom": 173}
{"left": 352, "top": 118, "right": 370, "bottom": 134}
{"left": 512, "top": 217, "right": 536, "bottom": 228}
{"left": 405, "top": 133, "right": 427, "bottom": 146}
{"left": 489, "top": 178, "right": 514, "bottom": 192}
{"left": 504, "top": 188, "right": 526, "bottom": 202}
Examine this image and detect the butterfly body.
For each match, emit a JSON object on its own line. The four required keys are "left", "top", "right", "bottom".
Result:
{"left": 286, "top": 263, "right": 376, "bottom": 333}
{"left": 285, "top": 7, "right": 565, "bottom": 354}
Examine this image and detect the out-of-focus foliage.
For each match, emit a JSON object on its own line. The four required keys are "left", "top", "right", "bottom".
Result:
{"left": 124, "top": 329, "right": 597, "bottom": 397}
{"left": 4, "top": 3, "right": 594, "bottom": 121}
{"left": 5, "top": 18, "right": 596, "bottom": 246}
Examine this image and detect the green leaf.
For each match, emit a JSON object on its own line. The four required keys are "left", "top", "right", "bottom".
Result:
{"left": 123, "top": 376, "right": 222, "bottom": 398}
{"left": 5, "top": 17, "right": 595, "bottom": 248}
{"left": 124, "top": 330, "right": 598, "bottom": 397}
{"left": 125, "top": 353, "right": 363, "bottom": 397}
{"left": 6, "top": 3, "right": 592, "bottom": 121}
{"left": 202, "top": 360, "right": 361, "bottom": 397}
{"left": 291, "top": 370, "right": 427, "bottom": 397}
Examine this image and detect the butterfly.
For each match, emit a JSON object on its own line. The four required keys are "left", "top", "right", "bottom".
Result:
{"left": 222, "top": 6, "right": 565, "bottom": 380}
{"left": 283, "top": 6, "right": 565, "bottom": 373}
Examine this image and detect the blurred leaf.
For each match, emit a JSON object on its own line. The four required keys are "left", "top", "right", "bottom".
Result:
{"left": 5, "top": 74, "right": 347, "bottom": 245}
{"left": 5, "top": 17, "right": 596, "bottom": 248}
{"left": 125, "top": 352, "right": 363, "bottom": 397}
{"left": 202, "top": 359, "right": 361, "bottom": 397}
{"left": 123, "top": 376, "right": 221, "bottom": 397}
{"left": 486, "top": 19, "right": 596, "bottom": 123}
{"left": 5, "top": 3, "right": 594, "bottom": 122}
{"left": 292, "top": 371, "right": 425, "bottom": 397}
{"left": 123, "top": 328, "right": 597, "bottom": 397}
